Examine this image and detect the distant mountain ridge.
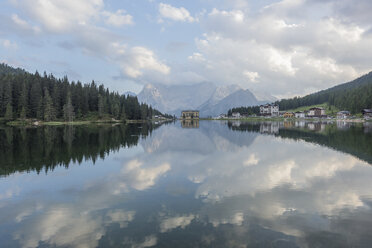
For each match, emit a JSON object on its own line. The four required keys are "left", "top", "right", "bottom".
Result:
{"left": 137, "top": 82, "right": 274, "bottom": 117}
{"left": 137, "top": 82, "right": 216, "bottom": 115}
{"left": 199, "top": 89, "right": 259, "bottom": 117}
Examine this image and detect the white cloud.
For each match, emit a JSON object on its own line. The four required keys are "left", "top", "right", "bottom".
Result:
{"left": 158, "top": 3, "right": 195, "bottom": 22}
{"left": 209, "top": 212, "right": 244, "bottom": 227}
{"left": 13, "top": 207, "right": 106, "bottom": 248}
{"left": 160, "top": 214, "right": 196, "bottom": 232}
{"left": 17, "top": 0, "right": 104, "bottom": 32}
{"left": 1, "top": 39, "right": 18, "bottom": 49}
{"left": 11, "top": 14, "right": 41, "bottom": 34}
{"left": 131, "top": 235, "right": 158, "bottom": 248}
{"left": 120, "top": 159, "right": 171, "bottom": 191}
{"left": 102, "top": 9, "right": 133, "bottom": 27}
{"left": 209, "top": 8, "right": 244, "bottom": 23}
{"left": 121, "top": 47, "right": 171, "bottom": 78}
{"left": 106, "top": 209, "right": 135, "bottom": 228}
{"left": 243, "top": 71, "right": 260, "bottom": 83}
{"left": 243, "top": 153, "right": 259, "bottom": 166}
{"left": 9, "top": 0, "right": 169, "bottom": 82}
{"left": 183, "top": 2, "right": 372, "bottom": 97}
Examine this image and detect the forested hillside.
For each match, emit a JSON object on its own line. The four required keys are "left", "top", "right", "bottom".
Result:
{"left": 0, "top": 63, "right": 166, "bottom": 121}
{"left": 276, "top": 71, "right": 372, "bottom": 113}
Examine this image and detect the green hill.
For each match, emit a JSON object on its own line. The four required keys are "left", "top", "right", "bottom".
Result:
{"left": 277, "top": 71, "right": 372, "bottom": 113}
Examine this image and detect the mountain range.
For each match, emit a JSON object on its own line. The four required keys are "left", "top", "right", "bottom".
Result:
{"left": 137, "top": 82, "right": 275, "bottom": 117}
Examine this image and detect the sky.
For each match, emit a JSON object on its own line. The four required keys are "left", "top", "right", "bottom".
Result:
{"left": 1, "top": 0, "right": 372, "bottom": 98}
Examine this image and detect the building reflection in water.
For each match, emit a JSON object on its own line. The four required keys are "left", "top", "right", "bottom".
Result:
{"left": 181, "top": 119, "right": 199, "bottom": 128}
{"left": 260, "top": 121, "right": 280, "bottom": 134}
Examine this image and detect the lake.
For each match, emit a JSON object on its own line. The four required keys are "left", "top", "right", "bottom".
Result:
{"left": 1, "top": 120, "right": 372, "bottom": 248}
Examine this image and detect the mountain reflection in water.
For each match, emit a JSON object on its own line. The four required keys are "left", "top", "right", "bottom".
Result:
{"left": 0, "top": 120, "right": 372, "bottom": 248}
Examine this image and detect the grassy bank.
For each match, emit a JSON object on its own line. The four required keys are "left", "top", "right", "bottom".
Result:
{"left": 204, "top": 117, "right": 366, "bottom": 122}
{"left": 4, "top": 117, "right": 175, "bottom": 127}
{"left": 5, "top": 118, "right": 124, "bottom": 127}
{"left": 284, "top": 103, "right": 340, "bottom": 116}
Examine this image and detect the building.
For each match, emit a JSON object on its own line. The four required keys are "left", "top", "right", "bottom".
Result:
{"left": 181, "top": 110, "right": 199, "bottom": 119}
{"left": 337, "top": 111, "right": 351, "bottom": 119}
{"left": 283, "top": 112, "right": 294, "bottom": 118}
{"left": 362, "top": 109, "right": 372, "bottom": 119}
{"left": 307, "top": 107, "right": 326, "bottom": 118}
{"left": 260, "top": 104, "right": 279, "bottom": 116}
{"left": 295, "top": 111, "right": 306, "bottom": 118}
{"left": 232, "top": 112, "right": 241, "bottom": 118}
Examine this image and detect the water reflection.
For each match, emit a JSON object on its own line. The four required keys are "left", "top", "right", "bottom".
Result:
{"left": 0, "top": 123, "right": 161, "bottom": 177}
{"left": 181, "top": 119, "right": 199, "bottom": 128}
{"left": 0, "top": 121, "right": 372, "bottom": 247}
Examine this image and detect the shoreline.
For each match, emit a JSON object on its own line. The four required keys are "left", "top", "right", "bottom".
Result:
{"left": 199, "top": 117, "right": 367, "bottom": 122}
{"left": 2, "top": 118, "right": 174, "bottom": 127}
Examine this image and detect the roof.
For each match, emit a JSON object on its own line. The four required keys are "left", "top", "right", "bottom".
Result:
{"left": 260, "top": 104, "right": 278, "bottom": 107}
{"left": 337, "top": 111, "right": 350, "bottom": 114}
{"left": 363, "top": 109, "right": 372, "bottom": 113}
{"left": 181, "top": 110, "right": 199, "bottom": 112}
{"left": 309, "top": 107, "right": 324, "bottom": 110}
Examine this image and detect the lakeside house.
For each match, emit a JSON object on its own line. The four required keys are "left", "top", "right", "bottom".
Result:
{"left": 181, "top": 110, "right": 199, "bottom": 119}
{"left": 295, "top": 111, "right": 306, "bottom": 118}
{"left": 337, "top": 111, "right": 351, "bottom": 119}
{"left": 260, "top": 104, "right": 279, "bottom": 117}
{"left": 307, "top": 107, "right": 326, "bottom": 118}
{"left": 362, "top": 109, "right": 372, "bottom": 119}
{"left": 232, "top": 112, "right": 241, "bottom": 118}
{"left": 283, "top": 112, "right": 295, "bottom": 118}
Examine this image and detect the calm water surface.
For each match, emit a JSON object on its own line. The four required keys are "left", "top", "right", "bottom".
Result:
{"left": 1, "top": 121, "right": 372, "bottom": 248}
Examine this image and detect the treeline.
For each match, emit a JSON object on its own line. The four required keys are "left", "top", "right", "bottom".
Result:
{"left": 0, "top": 63, "right": 169, "bottom": 121}
{"left": 227, "top": 106, "right": 260, "bottom": 116}
{"left": 276, "top": 71, "right": 372, "bottom": 113}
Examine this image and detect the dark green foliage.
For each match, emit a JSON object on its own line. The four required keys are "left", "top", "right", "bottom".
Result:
{"left": 4, "top": 103, "right": 13, "bottom": 120}
{"left": 276, "top": 71, "right": 372, "bottom": 113}
{"left": 0, "top": 64, "right": 160, "bottom": 121}
{"left": 0, "top": 63, "right": 26, "bottom": 75}
{"left": 43, "top": 88, "right": 55, "bottom": 121}
{"left": 227, "top": 106, "right": 260, "bottom": 116}
{"left": 63, "top": 92, "right": 75, "bottom": 122}
{"left": 0, "top": 123, "right": 161, "bottom": 176}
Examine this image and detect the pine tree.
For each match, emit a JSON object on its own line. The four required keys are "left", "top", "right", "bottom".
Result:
{"left": 20, "top": 106, "right": 26, "bottom": 120}
{"left": 43, "top": 88, "right": 55, "bottom": 121}
{"left": 36, "top": 98, "right": 43, "bottom": 120}
{"left": 4, "top": 103, "right": 13, "bottom": 120}
{"left": 18, "top": 82, "right": 28, "bottom": 118}
{"left": 30, "top": 81, "right": 42, "bottom": 117}
{"left": 63, "top": 92, "right": 75, "bottom": 122}
{"left": 120, "top": 103, "right": 126, "bottom": 121}
{"left": 98, "top": 94, "right": 105, "bottom": 118}
{"left": 2, "top": 80, "right": 12, "bottom": 115}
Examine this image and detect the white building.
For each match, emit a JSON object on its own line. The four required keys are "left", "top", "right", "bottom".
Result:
{"left": 232, "top": 112, "right": 241, "bottom": 118}
{"left": 337, "top": 111, "right": 350, "bottom": 119}
{"left": 295, "top": 111, "right": 306, "bottom": 118}
{"left": 307, "top": 107, "right": 326, "bottom": 117}
{"left": 260, "top": 104, "right": 279, "bottom": 117}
